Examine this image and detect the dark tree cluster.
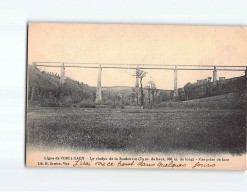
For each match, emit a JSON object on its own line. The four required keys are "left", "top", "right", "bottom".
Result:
{"left": 180, "top": 76, "right": 245, "bottom": 101}
{"left": 28, "top": 65, "right": 95, "bottom": 107}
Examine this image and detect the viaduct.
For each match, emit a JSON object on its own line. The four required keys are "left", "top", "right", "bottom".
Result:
{"left": 32, "top": 62, "right": 247, "bottom": 103}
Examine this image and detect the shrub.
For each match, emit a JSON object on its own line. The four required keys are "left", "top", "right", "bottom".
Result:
{"left": 40, "top": 99, "right": 59, "bottom": 107}
{"left": 79, "top": 99, "right": 95, "bottom": 108}
{"left": 95, "top": 100, "right": 102, "bottom": 105}
{"left": 104, "top": 99, "right": 114, "bottom": 106}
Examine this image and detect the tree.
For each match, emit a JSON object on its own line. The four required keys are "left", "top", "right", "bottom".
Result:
{"left": 145, "top": 80, "right": 157, "bottom": 108}
{"left": 150, "top": 81, "right": 157, "bottom": 106}
{"left": 133, "top": 69, "right": 147, "bottom": 108}
{"left": 145, "top": 83, "right": 151, "bottom": 107}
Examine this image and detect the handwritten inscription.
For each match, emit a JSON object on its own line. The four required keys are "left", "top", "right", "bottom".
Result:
{"left": 73, "top": 160, "right": 91, "bottom": 167}
{"left": 192, "top": 162, "right": 216, "bottom": 169}
{"left": 71, "top": 160, "right": 215, "bottom": 169}
{"left": 157, "top": 161, "right": 186, "bottom": 168}
{"left": 40, "top": 155, "right": 223, "bottom": 169}
{"left": 137, "top": 160, "right": 155, "bottom": 167}
{"left": 117, "top": 161, "right": 135, "bottom": 168}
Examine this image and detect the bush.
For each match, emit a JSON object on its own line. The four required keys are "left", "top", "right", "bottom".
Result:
{"left": 95, "top": 100, "right": 102, "bottom": 105}
{"left": 120, "top": 104, "right": 125, "bottom": 109}
{"left": 104, "top": 99, "right": 114, "bottom": 106}
{"left": 79, "top": 99, "right": 95, "bottom": 108}
{"left": 40, "top": 99, "right": 59, "bottom": 107}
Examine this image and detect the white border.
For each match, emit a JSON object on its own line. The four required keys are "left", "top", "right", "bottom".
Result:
{"left": 0, "top": 0, "right": 247, "bottom": 192}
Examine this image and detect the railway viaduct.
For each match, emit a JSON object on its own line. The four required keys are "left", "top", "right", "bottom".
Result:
{"left": 32, "top": 62, "right": 247, "bottom": 103}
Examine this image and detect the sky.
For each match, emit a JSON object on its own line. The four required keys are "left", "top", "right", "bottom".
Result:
{"left": 28, "top": 23, "right": 247, "bottom": 89}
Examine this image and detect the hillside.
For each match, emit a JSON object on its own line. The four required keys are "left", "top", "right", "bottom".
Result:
{"left": 102, "top": 86, "right": 133, "bottom": 91}
{"left": 179, "top": 76, "right": 246, "bottom": 101}
{"left": 158, "top": 92, "right": 246, "bottom": 110}
{"left": 27, "top": 64, "right": 95, "bottom": 107}
{"left": 99, "top": 86, "right": 172, "bottom": 107}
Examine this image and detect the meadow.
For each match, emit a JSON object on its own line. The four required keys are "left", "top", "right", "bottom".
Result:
{"left": 26, "top": 99, "right": 246, "bottom": 155}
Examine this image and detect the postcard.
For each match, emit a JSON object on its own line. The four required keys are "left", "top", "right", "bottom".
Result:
{"left": 26, "top": 23, "right": 246, "bottom": 170}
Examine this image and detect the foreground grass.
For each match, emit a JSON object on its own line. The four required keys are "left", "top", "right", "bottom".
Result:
{"left": 26, "top": 105, "right": 246, "bottom": 155}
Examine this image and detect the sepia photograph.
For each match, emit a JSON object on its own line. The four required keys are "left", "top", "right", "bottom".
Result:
{"left": 26, "top": 23, "right": 246, "bottom": 169}
{"left": 3, "top": 0, "right": 247, "bottom": 192}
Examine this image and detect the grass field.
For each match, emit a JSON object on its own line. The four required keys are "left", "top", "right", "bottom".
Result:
{"left": 26, "top": 98, "right": 246, "bottom": 155}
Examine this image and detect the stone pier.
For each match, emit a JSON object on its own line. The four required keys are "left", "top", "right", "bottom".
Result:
{"left": 60, "top": 63, "right": 65, "bottom": 85}
{"left": 96, "top": 65, "right": 102, "bottom": 103}
{"left": 174, "top": 65, "right": 178, "bottom": 96}
{"left": 136, "top": 66, "right": 139, "bottom": 105}
{"left": 213, "top": 66, "right": 217, "bottom": 86}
